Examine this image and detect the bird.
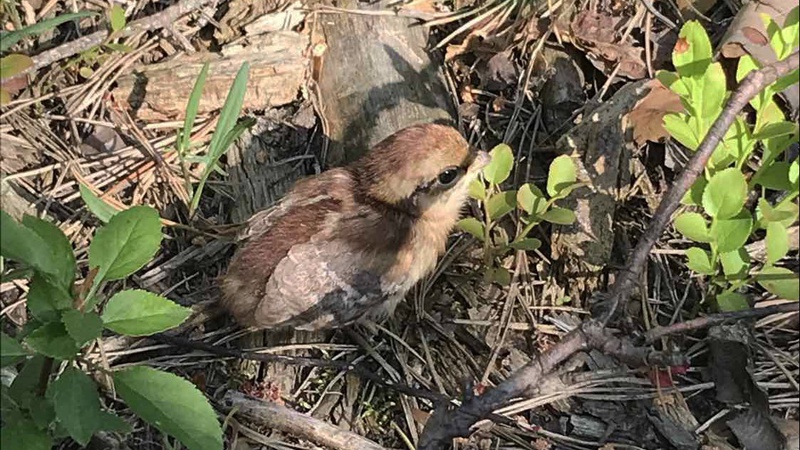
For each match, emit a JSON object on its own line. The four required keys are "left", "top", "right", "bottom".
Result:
{"left": 220, "top": 123, "right": 489, "bottom": 331}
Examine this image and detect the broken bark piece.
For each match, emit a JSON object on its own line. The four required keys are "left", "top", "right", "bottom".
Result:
{"left": 112, "top": 31, "right": 308, "bottom": 121}
{"left": 551, "top": 80, "right": 650, "bottom": 300}
{"left": 312, "top": 0, "right": 456, "bottom": 165}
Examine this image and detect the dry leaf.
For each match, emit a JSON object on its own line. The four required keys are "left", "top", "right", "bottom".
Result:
{"left": 627, "top": 79, "right": 684, "bottom": 146}
{"left": 568, "top": 11, "right": 648, "bottom": 79}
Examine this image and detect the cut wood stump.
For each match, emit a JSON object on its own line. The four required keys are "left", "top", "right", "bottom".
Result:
{"left": 112, "top": 31, "right": 308, "bottom": 121}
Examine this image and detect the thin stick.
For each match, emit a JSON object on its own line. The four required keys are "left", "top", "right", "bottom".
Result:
{"left": 21, "top": 0, "right": 214, "bottom": 77}
{"left": 223, "top": 391, "right": 387, "bottom": 450}
{"left": 644, "top": 302, "right": 799, "bottom": 343}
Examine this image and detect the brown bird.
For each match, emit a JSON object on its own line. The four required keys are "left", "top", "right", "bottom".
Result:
{"left": 220, "top": 123, "right": 489, "bottom": 331}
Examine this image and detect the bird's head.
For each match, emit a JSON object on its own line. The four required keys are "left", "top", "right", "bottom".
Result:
{"left": 353, "top": 123, "right": 489, "bottom": 221}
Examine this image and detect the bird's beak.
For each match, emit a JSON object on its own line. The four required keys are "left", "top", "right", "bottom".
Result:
{"left": 468, "top": 148, "right": 491, "bottom": 172}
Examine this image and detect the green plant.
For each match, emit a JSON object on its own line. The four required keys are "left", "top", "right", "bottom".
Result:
{"left": 177, "top": 61, "right": 254, "bottom": 217}
{"left": 457, "top": 144, "right": 580, "bottom": 284}
{"left": 658, "top": 12, "right": 800, "bottom": 311}
{"left": 0, "top": 207, "right": 223, "bottom": 450}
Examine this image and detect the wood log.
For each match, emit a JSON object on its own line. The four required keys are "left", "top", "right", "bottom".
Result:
{"left": 112, "top": 31, "right": 308, "bottom": 121}
{"left": 312, "top": 0, "right": 456, "bottom": 166}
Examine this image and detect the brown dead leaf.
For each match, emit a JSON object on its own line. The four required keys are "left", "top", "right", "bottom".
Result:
{"left": 568, "top": 11, "right": 648, "bottom": 79}
{"left": 532, "top": 438, "right": 552, "bottom": 450}
{"left": 628, "top": 79, "right": 684, "bottom": 146}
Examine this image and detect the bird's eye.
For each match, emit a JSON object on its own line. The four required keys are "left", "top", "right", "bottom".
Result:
{"left": 437, "top": 168, "right": 460, "bottom": 187}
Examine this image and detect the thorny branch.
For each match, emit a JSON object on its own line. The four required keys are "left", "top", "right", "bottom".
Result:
{"left": 417, "top": 51, "right": 800, "bottom": 450}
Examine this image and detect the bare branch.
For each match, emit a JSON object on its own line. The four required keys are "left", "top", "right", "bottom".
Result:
{"left": 644, "top": 302, "right": 799, "bottom": 343}
{"left": 222, "top": 391, "right": 388, "bottom": 450}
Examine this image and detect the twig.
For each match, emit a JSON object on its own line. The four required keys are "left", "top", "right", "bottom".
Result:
{"left": 22, "top": 0, "right": 215, "bottom": 76}
{"left": 417, "top": 51, "right": 800, "bottom": 450}
{"left": 599, "top": 50, "right": 800, "bottom": 325}
{"left": 222, "top": 391, "right": 387, "bottom": 450}
{"left": 644, "top": 302, "right": 799, "bottom": 343}
{"left": 148, "top": 333, "right": 446, "bottom": 403}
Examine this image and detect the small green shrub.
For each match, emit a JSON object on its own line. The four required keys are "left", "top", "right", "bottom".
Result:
{"left": 0, "top": 207, "right": 223, "bottom": 450}
{"left": 659, "top": 11, "right": 800, "bottom": 310}
{"left": 458, "top": 144, "right": 580, "bottom": 284}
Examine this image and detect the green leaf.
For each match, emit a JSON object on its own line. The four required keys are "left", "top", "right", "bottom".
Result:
{"left": 114, "top": 366, "right": 223, "bottom": 450}
{"left": 674, "top": 212, "right": 710, "bottom": 242}
{"left": 699, "top": 63, "right": 727, "bottom": 122}
{"left": 0, "top": 54, "right": 33, "bottom": 79}
{"left": 720, "top": 248, "right": 750, "bottom": 280}
{"left": 757, "top": 266, "right": 800, "bottom": 300}
{"left": 509, "top": 238, "right": 542, "bottom": 251}
{"left": 766, "top": 222, "right": 790, "bottom": 265}
{"left": 656, "top": 70, "right": 690, "bottom": 97}
{"left": 753, "top": 121, "right": 797, "bottom": 140}
{"left": 783, "top": 6, "right": 800, "bottom": 49}
{"left": 772, "top": 68, "right": 800, "bottom": 93}
{"left": 79, "top": 184, "right": 118, "bottom": 223}
{"left": 0, "top": 11, "right": 97, "bottom": 52}
{"left": 663, "top": 113, "right": 700, "bottom": 150}
{"left": 789, "top": 160, "right": 799, "bottom": 189}
{"left": 24, "top": 322, "right": 79, "bottom": 360}
{"left": 457, "top": 217, "right": 484, "bottom": 241}
{"left": 484, "top": 267, "right": 511, "bottom": 286}
{"left": 546, "top": 155, "right": 577, "bottom": 197}
{"left": 26, "top": 273, "right": 72, "bottom": 322}
{"left": 62, "top": 310, "right": 103, "bottom": 346}
{"left": 673, "top": 21, "right": 713, "bottom": 78}
{"left": 717, "top": 292, "right": 749, "bottom": 312}
{"left": 8, "top": 356, "right": 45, "bottom": 408}
{"left": 109, "top": 4, "right": 126, "bottom": 33}
{"left": 468, "top": 178, "right": 486, "bottom": 200}
{"left": 22, "top": 214, "right": 75, "bottom": 289}
{"left": 1, "top": 332, "right": 27, "bottom": 367}
{"left": 89, "top": 206, "right": 162, "bottom": 282}
{"left": 29, "top": 396, "right": 55, "bottom": 429}
{"left": 720, "top": 116, "right": 755, "bottom": 168}
{"left": 102, "top": 290, "right": 191, "bottom": 336}
{"left": 52, "top": 367, "right": 129, "bottom": 446}
{"left": 0, "top": 417, "right": 51, "bottom": 450}
{"left": 180, "top": 63, "right": 210, "bottom": 154}
{"left": 0, "top": 211, "right": 63, "bottom": 283}
{"left": 702, "top": 168, "right": 747, "bottom": 219}
{"left": 103, "top": 42, "right": 133, "bottom": 53}
{"left": 189, "top": 62, "right": 251, "bottom": 215}
{"left": 482, "top": 144, "right": 514, "bottom": 185}
{"left": 681, "top": 177, "right": 707, "bottom": 206}
{"left": 516, "top": 183, "right": 547, "bottom": 215}
{"left": 685, "top": 247, "right": 715, "bottom": 275}
{"left": 540, "top": 207, "right": 576, "bottom": 225}
{"left": 757, "top": 198, "right": 799, "bottom": 229}
{"left": 754, "top": 161, "right": 793, "bottom": 190}
{"left": 486, "top": 190, "right": 517, "bottom": 221}
{"left": 711, "top": 211, "right": 753, "bottom": 253}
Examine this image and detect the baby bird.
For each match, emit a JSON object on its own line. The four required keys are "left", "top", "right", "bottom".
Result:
{"left": 221, "top": 123, "right": 489, "bottom": 331}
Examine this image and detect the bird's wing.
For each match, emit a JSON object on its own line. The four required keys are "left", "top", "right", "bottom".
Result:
{"left": 254, "top": 237, "right": 392, "bottom": 330}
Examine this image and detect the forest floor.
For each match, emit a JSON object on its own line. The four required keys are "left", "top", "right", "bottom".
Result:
{"left": 0, "top": 0, "right": 798, "bottom": 449}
